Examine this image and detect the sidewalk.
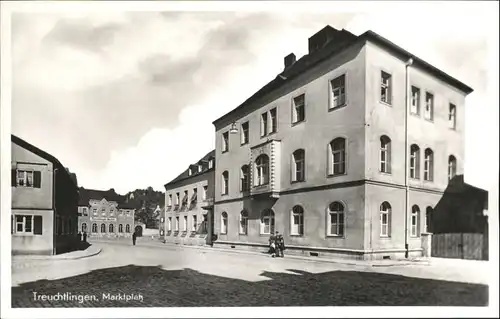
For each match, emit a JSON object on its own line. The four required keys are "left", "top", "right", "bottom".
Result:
{"left": 13, "top": 243, "right": 102, "bottom": 261}
{"left": 91, "top": 238, "right": 431, "bottom": 267}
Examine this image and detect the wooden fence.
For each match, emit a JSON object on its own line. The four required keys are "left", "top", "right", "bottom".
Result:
{"left": 431, "top": 233, "right": 488, "bottom": 260}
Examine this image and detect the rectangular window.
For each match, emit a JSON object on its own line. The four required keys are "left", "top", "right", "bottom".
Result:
{"left": 449, "top": 103, "right": 456, "bottom": 129}
{"left": 176, "top": 193, "right": 180, "bottom": 205}
{"left": 381, "top": 71, "right": 392, "bottom": 104}
{"left": 380, "top": 213, "right": 389, "bottom": 237}
{"left": 202, "top": 185, "right": 208, "bottom": 200}
{"left": 192, "top": 188, "right": 198, "bottom": 203}
{"left": 330, "top": 74, "right": 346, "bottom": 109}
{"left": 291, "top": 214, "right": 304, "bottom": 236}
{"left": 329, "top": 213, "right": 344, "bottom": 236}
{"left": 183, "top": 216, "right": 188, "bottom": 232}
{"left": 168, "top": 217, "right": 172, "bottom": 231}
{"left": 411, "top": 86, "right": 420, "bottom": 115}
{"left": 260, "top": 112, "right": 268, "bottom": 137}
{"left": 411, "top": 214, "right": 418, "bottom": 237}
{"left": 222, "top": 131, "right": 229, "bottom": 153}
{"left": 92, "top": 208, "right": 97, "bottom": 215}
{"left": 168, "top": 194, "right": 172, "bottom": 206}
{"left": 269, "top": 108, "right": 277, "bottom": 134}
{"left": 424, "top": 92, "right": 434, "bottom": 120}
{"left": 15, "top": 170, "right": 41, "bottom": 188}
{"left": 292, "top": 94, "right": 305, "bottom": 124}
{"left": 15, "top": 215, "right": 36, "bottom": 234}
{"left": 175, "top": 217, "right": 179, "bottom": 232}
{"left": 192, "top": 215, "right": 197, "bottom": 232}
{"left": 240, "top": 122, "right": 249, "bottom": 145}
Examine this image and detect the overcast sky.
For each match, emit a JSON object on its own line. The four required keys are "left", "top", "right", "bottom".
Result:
{"left": 7, "top": 2, "right": 498, "bottom": 194}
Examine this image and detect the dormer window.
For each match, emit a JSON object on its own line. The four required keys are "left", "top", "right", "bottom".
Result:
{"left": 209, "top": 159, "right": 214, "bottom": 169}
{"left": 188, "top": 168, "right": 192, "bottom": 176}
{"left": 198, "top": 164, "right": 203, "bottom": 173}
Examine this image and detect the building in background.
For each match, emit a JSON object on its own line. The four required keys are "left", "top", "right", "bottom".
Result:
{"left": 163, "top": 150, "right": 215, "bottom": 246}
{"left": 77, "top": 187, "right": 136, "bottom": 238}
{"left": 11, "top": 134, "right": 79, "bottom": 255}
{"left": 211, "top": 25, "right": 473, "bottom": 260}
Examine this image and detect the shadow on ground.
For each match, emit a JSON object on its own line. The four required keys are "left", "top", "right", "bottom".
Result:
{"left": 12, "top": 265, "right": 488, "bottom": 307}
{"left": 56, "top": 242, "right": 91, "bottom": 255}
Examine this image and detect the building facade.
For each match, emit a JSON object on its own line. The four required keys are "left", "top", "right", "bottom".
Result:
{"left": 163, "top": 151, "right": 215, "bottom": 246}
{"left": 11, "top": 135, "right": 79, "bottom": 255}
{"left": 211, "top": 26, "right": 473, "bottom": 260}
{"left": 77, "top": 188, "right": 136, "bottom": 238}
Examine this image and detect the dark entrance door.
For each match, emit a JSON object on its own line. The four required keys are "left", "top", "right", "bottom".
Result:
{"left": 135, "top": 225, "right": 143, "bottom": 237}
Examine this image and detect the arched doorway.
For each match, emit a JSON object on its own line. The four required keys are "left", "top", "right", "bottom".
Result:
{"left": 134, "top": 225, "right": 143, "bottom": 237}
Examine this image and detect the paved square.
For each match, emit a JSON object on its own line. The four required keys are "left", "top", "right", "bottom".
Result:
{"left": 11, "top": 241, "right": 489, "bottom": 307}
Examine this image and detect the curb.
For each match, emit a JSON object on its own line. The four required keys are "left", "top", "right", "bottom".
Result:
{"left": 92, "top": 239, "right": 427, "bottom": 268}
{"left": 13, "top": 246, "right": 103, "bottom": 262}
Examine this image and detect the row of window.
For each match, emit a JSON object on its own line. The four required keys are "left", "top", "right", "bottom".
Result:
{"left": 13, "top": 214, "right": 79, "bottom": 236}
{"left": 220, "top": 72, "right": 457, "bottom": 154}
{"left": 167, "top": 185, "right": 208, "bottom": 207}
{"left": 218, "top": 202, "right": 432, "bottom": 237}
{"left": 13, "top": 215, "right": 43, "bottom": 235}
{"left": 12, "top": 170, "right": 42, "bottom": 188}
{"left": 187, "top": 159, "right": 215, "bottom": 176}
{"left": 220, "top": 137, "right": 459, "bottom": 195}
{"left": 81, "top": 223, "right": 132, "bottom": 233}
{"left": 165, "top": 215, "right": 208, "bottom": 233}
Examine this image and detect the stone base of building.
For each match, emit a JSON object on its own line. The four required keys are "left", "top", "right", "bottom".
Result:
{"left": 213, "top": 240, "right": 423, "bottom": 261}
{"left": 12, "top": 249, "right": 53, "bottom": 256}
{"left": 165, "top": 232, "right": 209, "bottom": 246}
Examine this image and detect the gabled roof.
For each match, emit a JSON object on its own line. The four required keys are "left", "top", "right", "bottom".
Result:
{"left": 212, "top": 26, "right": 473, "bottom": 128}
{"left": 165, "top": 150, "right": 215, "bottom": 188}
{"left": 11, "top": 134, "right": 78, "bottom": 190}
{"left": 78, "top": 187, "right": 135, "bottom": 210}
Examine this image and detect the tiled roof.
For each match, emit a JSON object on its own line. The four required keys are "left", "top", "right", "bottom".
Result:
{"left": 78, "top": 187, "right": 135, "bottom": 210}
{"left": 212, "top": 26, "right": 473, "bottom": 128}
{"left": 11, "top": 134, "right": 78, "bottom": 190}
{"left": 164, "top": 150, "right": 215, "bottom": 188}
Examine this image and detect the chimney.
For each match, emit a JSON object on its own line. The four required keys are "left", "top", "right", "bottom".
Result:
{"left": 284, "top": 53, "right": 296, "bottom": 69}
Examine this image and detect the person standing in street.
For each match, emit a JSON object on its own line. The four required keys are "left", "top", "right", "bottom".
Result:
{"left": 132, "top": 231, "right": 137, "bottom": 246}
{"left": 277, "top": 233, "right": 285, "bottom": 257}
{"left": 82, "top": 231, "right": 87, "bottom": 243}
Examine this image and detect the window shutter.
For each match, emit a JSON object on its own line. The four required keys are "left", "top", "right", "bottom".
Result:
{"left": 11, "top": 169, "right": 17, "bottom": 186}
{"left": 34, "top": 216, "right": 43, "bottom": 235}
{"left": 33, "top": 171, "right": 41, "bottom": 188}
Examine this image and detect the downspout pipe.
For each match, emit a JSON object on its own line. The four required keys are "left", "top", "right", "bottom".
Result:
{"left": 52, "top": 167, "right": 58, "bottom": 255}
{"left": 404, "top": 57, "right": 414, "bottom": 259}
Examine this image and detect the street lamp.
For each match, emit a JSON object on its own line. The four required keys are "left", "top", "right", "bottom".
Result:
{"left": 229, "top": 122, "right": 238, "bottom": 134}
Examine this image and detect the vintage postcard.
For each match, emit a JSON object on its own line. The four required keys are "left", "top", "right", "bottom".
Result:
{"left": 1, "top": 1, "right": 498, "bottom": 318}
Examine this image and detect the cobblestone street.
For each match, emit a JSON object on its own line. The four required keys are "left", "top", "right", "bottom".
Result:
{"left": 11, "top": 241, "right": 489, "bottom": 307}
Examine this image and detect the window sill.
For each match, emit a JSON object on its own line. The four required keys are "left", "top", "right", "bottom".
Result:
{"left": 222, "top": 150, "right": 229, "bottom": 154}
{"left": 290, "top": 179, "right": 305, "bottom": 185}
{"left": 326, "top": 235, "right": 345, "bottom": 239}
{"left": 380, "top": 236, "right": 391, "bottom": 239}
{"left": 253, "top": 184, "right": 270, "bottom": 190}
{"left": 240, "top": 142, "right": 249, "bottom": 146}
{"left": 379, "top": 100, "right": 392, "bottom": 107}
{"left": 327, "top": 173, "right": 347, "bottom": 178}
{"left": 220, "top": 232, "right": 227, "bottom": 235}
{"left": 290, "top": 234, "right": 304, "bottom": 237}
{"left": 410, "top": 112, "right": 420, "bottom": 118}
{"left": 328, "top": 104, "right": 347, "bottom": 112}
{"left": 291, "top": 119, "right": 306, "bottom": 127}
{"left": 379, "top": 171, "right": 392, "bottom": 176}
{"left": 424, "top": 118, "right": 434, "bottom": 123}
{"left": 13, "top": 233, "right": 36, "bottom": 236}
{"left": 238, "top": 232, "right": 248, "bottom": 236}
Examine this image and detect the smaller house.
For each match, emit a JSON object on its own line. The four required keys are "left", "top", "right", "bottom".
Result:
{"left": 11, "top": 135, "right": 79, "bottom": 255}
